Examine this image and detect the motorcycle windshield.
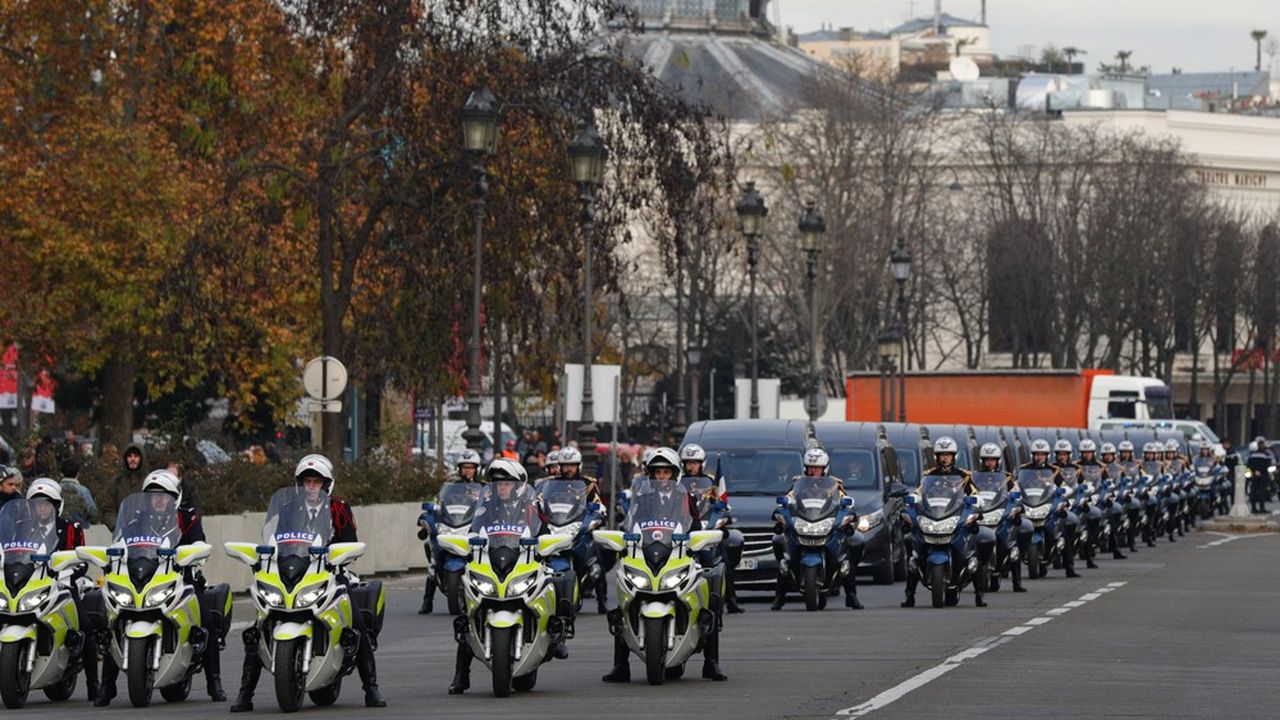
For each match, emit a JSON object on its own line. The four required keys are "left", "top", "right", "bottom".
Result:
{"left": 1141, "top": 461, "right": 1164, "bottom": 478}
{"left": 540, "top": 480, "right": 589, "bottom": 526}
{"left": 471, "top": 482, "right": 541, "bottom": 551}
{"left": 1080, "top": 466, "right": 1103, "bottom": 488}
{"left": 1017, "top": 469, "right": 1056, "bottom": 507}
{"left": 969, "top": 472, "right": 1008, "bottom": 511}
{"left": 264, "top": 487, "right": 333, "bottom": 558}
{"left": 919, "top": 475, "right": 965, "bottom": 519}
{"left": 437, "top": 482, "right": 483, "bottom": 526}
{"left": 113, "top": 492, "right": 180, "bottom": 560}
{"left": 788, "top": 476, "right": 841, "bottom": 522}
{"left": 0, "top": 498, "right": 60, "bottom": 564}
{"left": 681, "top": 476, "right": 717, "bottom": 518}
{"left": 626, "top": 477, "right": 694, "bottom": 543}
{"left": 1057, "top": 466, "right": 1080, "bottom": 488}
{"left": 1192, "top": 458, "right": 1214, "bottom": 471}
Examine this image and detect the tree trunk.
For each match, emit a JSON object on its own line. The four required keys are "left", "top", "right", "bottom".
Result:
{"left": 99, "top": 351, "right": 136, "bottom": 450}
{"left": 320, "top": 293, "right": 345, "bottom": 460}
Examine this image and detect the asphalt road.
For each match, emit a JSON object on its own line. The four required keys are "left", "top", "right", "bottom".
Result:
{"left": 13, "top": 528, "right": 1280, "bottom": 719}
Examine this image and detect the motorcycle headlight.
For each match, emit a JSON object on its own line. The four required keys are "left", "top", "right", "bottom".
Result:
{"left": 468, "top": 571, "right": 497, "bottom": 597}
{"left": 1023, "top": 504, "right": 1051, "bottom": 520}
{"left": 17, "top": 587, "right": 50, "bottom": 612}
{"left": 918, "top": 516, "right": 959, "bottom": 534}
{"left": 293, "top": 581, "right": 327, "bottom": 608}
{"left": 506, "top": 572, "right": 538, "bottom": 597}
{"left": 794, "top": 517, "right": 835, "bottom": 536}
{"left": 106, "top": 582, "right": 135, "bottom": 607}
{"left": 979, "top": 508, "right": 1005, "bottom": 526}
{"left": 143, "top": 581, "right": 177, "bottom": 608}
{"left": 660, "top": 567, "right": 691, "bottom": 590}
{"left": 857, "top": 510, "right": 884, "bottom": 533}
{"left": 256, "top": 581, "right": 285, "bottom": 608}
{"left": 622, "top": 565, "right": 651, "bottom": 591}
{"left": 552, "top": 522, "right": 582, "bottom": 537}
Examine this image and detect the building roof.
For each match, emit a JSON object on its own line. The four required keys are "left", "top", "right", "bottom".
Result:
{"left": 1145, "top": 71, "right": 1270, "bottom": 99}
{"left": 619, "top": 29, "right": 823, "bottom": 121}
{"left": 796, "top": 28, "right": 889, "bottom": 43}
{"left": 889, "top": 12, "right": 986, "bottom": 35}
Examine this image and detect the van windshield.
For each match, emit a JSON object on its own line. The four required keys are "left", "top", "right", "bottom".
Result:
{"left": 827, "top": 449, "right": 878, "bottom": 489}
{"left": 715, "top": 449, "right": 803, "bottom": 496}
{"left": 896, "top": 449, "right": 921, "bottom": 486}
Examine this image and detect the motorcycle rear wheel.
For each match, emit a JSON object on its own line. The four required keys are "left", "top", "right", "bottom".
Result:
{"left": 643, "top": 617, "right": 666, "bottom": 686}
{"left": 490, "top": 626, "right": 515, "bottom": 697}
{"left": 126, "top": 637, "right": 154, "bottom": 707}
{"left": 445, "top": 573, "right": 464, "bottom": 616}
{"left": 273, "top": 638, "right": 306, "bottom": 713}
{"left": 802, "top": 566, "right": 821, "bottom": 611}
{"left": 0, "top": 641, "right": 31, "bottom": 708}
{"left": 929, "top": 564, "right": 946, "bottom": 609}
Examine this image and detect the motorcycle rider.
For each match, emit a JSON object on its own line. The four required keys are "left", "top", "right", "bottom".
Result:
{"left": 231, "top": 454, "right": 386, "bottom": 711}
{"left": 1117, "top": 440, "right": 1139, "bottom": 476}
{"left": 1022, "top": 439, "right": 1080, "bottom": 578}
{"left": 771, "top": 447, "right": 865, "bottom": 611}
{"left": 1246, "top": 439, "right": 1272, "bottom": 514}
{"left": 1099, "top": 443, "right": 1120, "bottom": 477}
{"left": 1163, "top": 439, "right": 1187, "bottom": 473}
{"left": 24, "top": 479, "right": 97, "bottom": 698}
{"left": 679, "top": 443, "right": 744, "bottom": 614}
{"left": 1073, "top": 439, "right": 1113, "bottom": 564}
{"left": 97, "top": 470, "right": 223, "bottom": 705}
{"left": 975, "top": 443, "right": 1027, "bottom": 593}
{"left": 603, "top": 447, "right": 728, "bottom": 683}
{"left": 554, "top": 447, "right": 607, "bottom": 612}
{"left": 902, "top": 437, "right": 984, "bottom": 607}
{"left": 449, "top": 459, "right": 577, "bottom": 693}
{"left": 419, "top": 450, "right": 482, "bottom": 615}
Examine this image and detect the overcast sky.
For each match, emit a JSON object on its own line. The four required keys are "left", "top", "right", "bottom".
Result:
{"left": 778, "top": 0, "right": 1280, "bottom": 74}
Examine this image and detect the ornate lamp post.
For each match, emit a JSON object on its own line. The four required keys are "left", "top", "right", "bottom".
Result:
{"left": 735, "top": 182, "right": 768, "bottom": 419}
{"left": 877, "top": 327, "right": 901, "bottom": 422}
{"left": 460, "top": 87, "right": 499, "bottom": 452}
{"left": 890, "top": 237, "right": 912, "bottom": 423}
{"left": 569, "top": 120, "right": 606, "bottom": 473}
{"left": 798, "top": 201, "right": 826, "bottom": 422}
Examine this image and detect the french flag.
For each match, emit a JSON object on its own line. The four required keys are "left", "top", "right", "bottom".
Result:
{"left": 714, "top": 454, "right": 728, "bottom": 504}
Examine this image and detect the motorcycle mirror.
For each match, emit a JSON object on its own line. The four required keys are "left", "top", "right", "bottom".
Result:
{"left": 888, "top": 483, "right": 910, "bottom": 498}
{"left": 840, "top": 497, "right": 853, "bottom": 509}
{"left": 775, "top": 496, "right": 788, "bottom": 506}
{"left": 590, "top": 502, "right": 604, "bottom": 514}
{"left": 1010, "top": 491, "right": 1022, "bottom": 501}
{"left": 422, "top": 502, "right": 435, "bottom": 512}
{"left": 1055, "top": 487, "right": 1066, "bottom": 497}
{"left": 905, "top": 495, "right": 917, "bottom": 507}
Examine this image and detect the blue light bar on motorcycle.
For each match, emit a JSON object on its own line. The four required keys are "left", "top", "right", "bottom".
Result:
{"left": 673, "top": 533, "right": 691, "bottom": 542}
{"left": 468, "top": 536, "right": 487, "bottom": 547}
{"left": 519, "top": 537, "right": 538, "bottom": 547}
{"left": 157, "top": 548, "right": 177, "bottom": 558}
{"left": 106, "top": 547, "right": 124, "bottom": 558}
{"left": 623, "top": 532, "right": 641, "bottom": 543}
{"left": 32, "top": 554, "right": 49, "bottom": 563}
{"left": 255, "top": 545, "right": 275, "bottom": 556}
{"left": 308, "top": 546, "right": 327, "bottom": 555}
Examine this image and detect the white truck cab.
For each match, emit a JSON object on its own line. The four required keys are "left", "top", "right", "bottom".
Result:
{"left": 1087, "top": 375, "right": 1174, "bottom": 426}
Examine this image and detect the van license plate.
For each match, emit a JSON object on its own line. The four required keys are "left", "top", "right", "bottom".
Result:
{"left": 736, "top": 558, "right": 758, "bottom": 571}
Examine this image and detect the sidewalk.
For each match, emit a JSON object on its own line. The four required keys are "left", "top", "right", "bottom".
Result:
{"left": 1199, "top": 507, "right": 1280, "bottom": 533}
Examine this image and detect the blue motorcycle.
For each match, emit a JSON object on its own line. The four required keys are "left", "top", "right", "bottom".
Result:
{"left": 1017, "top": 468, "right": 1072, "bottom": 579}
{"left": 1191, "top": 460, "right": 1221, "bottom": 520}
{"left": 418, "top": 481, "right": 483, "bottom": 614}
{"left": 905, "top": 475, "right": 980, "bottom": 608}
{"left": 539, "top": 479, "right": 606, "bottom": 613}
{"left": 774, "top": 476, "right": 857, "bottom": 611}
{"left": 971, "top": 471, "right": 1023, "bottom": 592}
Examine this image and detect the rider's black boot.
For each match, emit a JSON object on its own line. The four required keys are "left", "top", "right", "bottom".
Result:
{"left": 448, "top": 643, "right": 471, "bottom": 694}
{"left": 701, "top": 630, "right": 727, "bottom": 681}
{"left": 602, "top": 636, "right": 630, "bottom": 683}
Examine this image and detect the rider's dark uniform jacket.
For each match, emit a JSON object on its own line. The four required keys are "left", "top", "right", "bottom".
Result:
{"left": 1019, "top": 461, "right": 1064, "bottom": 484}
{"left": 632, "top": 484, "right": 702, "bottom": 532}
{"left": 331, "top": 496, "right": 358, "bottom": 543}
{"left": 558, "top": 472, "right": 604, "bottom": 507}
{"left": 921, "top": 465, "right": 977, "bottom": 494}
{"left": 178, "top": 506, "right": 206, "bottom": 544}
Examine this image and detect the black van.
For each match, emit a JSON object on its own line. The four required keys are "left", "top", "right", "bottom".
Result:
{"left": 810, "top": 422, "right": 909, "bottom": 584}
{"left": 883, "top": 423, "right": 935, "bottom": 488}
{"left": 679, "top": 420, "right": 810, "bottom": 592}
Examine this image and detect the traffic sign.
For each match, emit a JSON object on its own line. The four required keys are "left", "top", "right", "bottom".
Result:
{"left": 304, "top": 399, "right": 343, "bottom": 414}
{"left": 303, "top": 356, "right": 348, "bottom": 401}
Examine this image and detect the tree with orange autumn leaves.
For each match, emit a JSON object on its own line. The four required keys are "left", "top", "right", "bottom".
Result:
{"left": 0, "top": 0, "right": 734, "bottom": 452}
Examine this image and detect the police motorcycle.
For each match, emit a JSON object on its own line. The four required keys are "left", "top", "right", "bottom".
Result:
{"left": 1066, "top": 466, "right": 1103, "bottom": 565}
{"left": 0, "top": 498, "right": 87, "bottom": 708}
{"left": 1017, "top": 468, "right": 1071, "bottom": 579}
{"left": 970, "top": 472, "right": 1022, "bottom": 592}
{"left": 904, "top": 474, "right": 981, "bottom": 608}
{"left": 224, "top": 487, "right": 377, "bottom": 712}
{"left": 539, "top": 479, "right": 606, "bottom": 612}
{"left": 1137, "top": 461, "right": 1172, "bottom": 545}
{"left": 1090, "top": 469, "right": 1129, "bottom": 556}
{"left": 76, "top": 493, "right": 213, "bottom": 707}
{"left": 1191, "top": 458, "right": 1222, "bottom": 520}
{"left": 772, "top": 476, "right": 857, "bottom": 611}
{"left": 437, "top": 482, "right": 575, "bottom": 697}
{"left": 593, "top": 477, "right": 725, "bottom": 684}
{"left": 419, "top": 481, "right": 484, "bottom": 615}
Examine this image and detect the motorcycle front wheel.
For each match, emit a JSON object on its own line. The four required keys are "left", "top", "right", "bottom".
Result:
{"left": 802, "top": 566, "right": 821, "bottom": 611}
{"left": 273, "top": 638, "right": 306, "bottom": 713}
{"left": 929, "top": 564, "right": 946, "bottom": 609}
{"left": 126, "top": 637, "right": 154, "bottom": 707}
{"left": 0, "top": 642, "right": 31, "bottom": 708}
{"left": 490, "top": 626, "right": 515, "bottom": 697}
{"left": 643, "top": 616, "right": 666, "bottom": 686}
{"left": 444, "top": 573, "right": 464, "bottom": 616}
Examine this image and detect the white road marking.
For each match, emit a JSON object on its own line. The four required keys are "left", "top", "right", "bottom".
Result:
{"left": 1197, "top": 533, "right": 1272, "bottom": 549}
{"left": 833, "top": 583, "right": 1126, "bottom": 718}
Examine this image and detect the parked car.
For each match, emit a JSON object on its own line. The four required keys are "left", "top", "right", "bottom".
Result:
{"left": 811, "top": 422, "right": 910, "bottom": 583}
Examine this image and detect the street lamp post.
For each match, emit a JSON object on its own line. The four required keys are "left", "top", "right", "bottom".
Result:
{"left": 736, "top": 182, "right": 768, "bottom": 419}
{"left": 460, "top": 87, "right": 499, "bottom": 452}
{"left": 569, "top": 120, "right": 606, "bottom": 474}
{"left": 890, "top": 237, "right": 912, "bottom": 423}
{"left": 673, "top": 226, "right": 687, "bottom": 438}
{"left": 687, "top": 339, "right": 702, "bottom": 427}
{"left": 798, "top": 200, "right": 826, "bottom": 422}
{"left": 876, "top": 327, "right": 899, "bottom": 422}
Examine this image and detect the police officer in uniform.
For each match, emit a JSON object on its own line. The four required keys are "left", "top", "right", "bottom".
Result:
{"left": 679, "top": 443, "right": 744, "bottom": 614}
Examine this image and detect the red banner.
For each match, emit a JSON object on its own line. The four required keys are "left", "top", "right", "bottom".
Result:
{"left": 0, "top": 346, "right": 16, "bottom": 410}
{"left": 1232, "top": 348, "right": 1280, "bottom": 371}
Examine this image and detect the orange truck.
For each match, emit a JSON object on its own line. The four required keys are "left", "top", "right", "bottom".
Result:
{"left": 845, "top": 369, "right": 1173, "bottom": 429}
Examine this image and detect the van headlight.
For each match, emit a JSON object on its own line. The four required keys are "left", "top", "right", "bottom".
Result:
{"left": 857, "top": 510, "right": 884, "bottom": 533}
{"left": 505, "top": 572, "right": 538, "bottom": 597}
{"left": 293, "top": 582, "right": 327, "bottom": 608}
{"left": 660, "top": 567, "right": 690, "bottom": 590}
{"left": 143, "top": 581, "right": 177, "bottom": 608}
{"left": 794, "top": 518, "right": 834, "bottom": 536}
{"left": 17, "top": 587, "right": 50, "bottom": 612}
{"left": 256, "top": 581, "right": 285, "bottom": 608}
